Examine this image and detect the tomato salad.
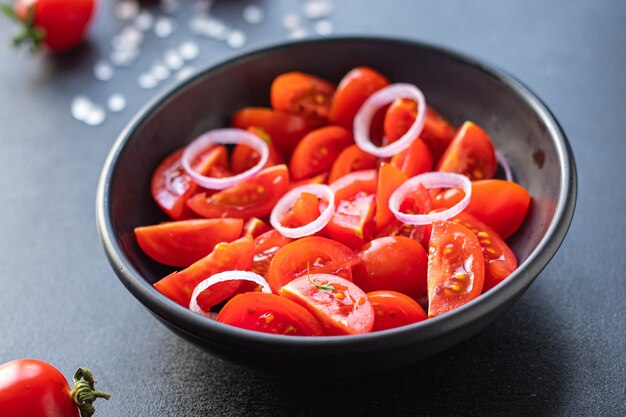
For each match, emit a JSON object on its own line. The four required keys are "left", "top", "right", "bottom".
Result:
{"left": 136, "top": 67, "right": 531, "bottom": 336}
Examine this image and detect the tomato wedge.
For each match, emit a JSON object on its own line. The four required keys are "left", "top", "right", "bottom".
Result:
{"left": 375, "top": 163, "right": 408, "bottom": 231}
{"left": 450, "top": 212, "right": 518, "bottom": 291}
{"left": 266, "top": 236, "right": 359, "bottom": 293}
{"left": 353, "top": 236, "right": 428, "bottom": 298}
{"left": 367, "top": 290, "right": 428, "bottom": 331}
{"left": 427, "top": 221, "right": 485, "bottom": 317}
{"left": 151, "top": 146, "right": 227, "bottom": 220}
{"left": 217, "top": 292, "right": 324, "bottom": 336}
{"left": 288, "top": 172, "right": 328, "bottom": 191}
{"left": 231, "top": 127, "right": 284, "bottom": 175}
{"left": 328, "top": 144, "right": 378, "bottom": 184}
{"left": 232, "top": 107, "right": 313, "bottom": 156}
{"left": 289, "top": 125, "right": 353, "bottom": 180}
{"left": 154, "top": 235, "right": 254, "bottom": 308}
{"left": 280, "top": 274, "right": 374, "bottom": 335}
{"left": 135, "top": 218, "right": 244, "bottom": 267}
{"left": 280, "top": 192, "right": 321, "bottom": 229}
{"left": 270, "top": 71, "right": 336, "bottom": 126}
{"left": 437, "top": 121, "right": 497, "bottom": 181}
{"left": 186, "top": 164, "right": 289, "bottom": 219}
{"left": 390, "top": 137, "right": 433, "bottom": 178}
{"left": 329, "top": 67, "right": 390, "bottom": 129}
{"left": 251, "top": 229, "right": 293, "bottom": 278}
{"left": 243, "top": 217, "right": 271, "bottom": 238}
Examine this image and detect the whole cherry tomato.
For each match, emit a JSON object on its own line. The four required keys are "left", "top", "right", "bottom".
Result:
{"left": 2, "top": 0, "right": 96, "bottom": 52}
{"left": 0, "top": 360, "right": 109, "bottom": 417}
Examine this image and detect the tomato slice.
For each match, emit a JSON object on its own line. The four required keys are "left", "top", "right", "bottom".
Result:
{"left": 437, "top": 121, "right": 497, "bottom": 181}
{"left": 353, "top": 236, "right": 428, "bottom": 298}
{"left": 232, "top": 107, "right": 313, "bottom": 156}
{"left": 266, "top": 236, "right": 359, "bottom": 293}
{"left": 270, "top": 72, "right": 336, "bottom": 126}
{"left": 135, "top": 218, "right": 244, "bottom": 267}
{"left": 217, "top": 292, "right": 324, "bottom": 336}
{"left": 329, "top": 67, "right": 390, "bottom": 129}
{"left": 326, "top": 169, "right": 378, "bottom": 250}
{"left": 154, "top": 235, "right": 253, "bottom": 308}
{"left": 367, "top": 290, "right": 428, "bottom": 331}
{"left": 251, "top": 229, "right": 293, "bottom": 277}
{"left": 242, "top": 217, "right": 271, "bottom": 238}
{"left": 390, "top": 137, "right": 433, "bottom": 178}
{"left": 280, "top": 192, "right": 321, "bottom": 229}
{"left": 186, "top": 164, "right": 289, "bottom": 219}
{"left": 383, "top": 98, "right": 456, "bottom": 162}
{"left": 151, "top": 146, "right": 228, "bottom": 220}
{"left": 427, "top": 221, "right": 485, "bottom": 317}
{"left": 230, "top": 127, "right": 285, "bottom": 175}
{"left": 375, "top": 163, "right": 408, "bottom": 231}
{"left": 450, "top": 212, "right": 517, "bottom": 291}
{"left": 289, "top": 125, "right": 353, "bottom": 180}
{"left": 328, "top": 144, "right": 378, "bottom": 184}
{"left": 280, "top": 274, "right": 374, "bottom": 335}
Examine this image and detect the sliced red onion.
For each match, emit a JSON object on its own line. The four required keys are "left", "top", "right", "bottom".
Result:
{"left": 495, "top": 150, "right": 513, "bottom": 182}
{"left": 353, "top": 83, "right": 427, "bottom": 158}
{"left": 270, "top": 184, "right": 335, "bottom": 238}
{"left": 189, "top": 270, "right": 272, "bottom": 317}
{"left": 389, "top": 172, "right": 472, "bottom": 225}
{"left": 182, "top": 128, "right": 269, "bottom": 189}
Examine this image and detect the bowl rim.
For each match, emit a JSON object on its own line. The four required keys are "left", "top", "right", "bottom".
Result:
{"left": 96, "top": 36, "right": 577, "bottom": 351}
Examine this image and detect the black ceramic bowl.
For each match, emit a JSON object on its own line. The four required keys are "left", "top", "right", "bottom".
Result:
{"left": 96, "top": 37, "right": 576, "bottom": 375}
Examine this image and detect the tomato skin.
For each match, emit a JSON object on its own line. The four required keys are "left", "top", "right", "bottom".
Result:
{"left": 154, "top": 235, "right": 253, "bottom": 308}
{"left": 367, "top": 291, "right": 427, "bottom": 331}
{"left": 375, "top": 163, "right": 408, "bottom": 231}
{"left": 266, "top": 236, "right": 359, "bottom": 293}
{"left": 186, "top": 164, "right": 289, "bottom": 220}
{"left": 232, "top": 107, "right": 313, "bottom": 156}
{"left": 0, "top": 359, "right": 78, "bottom": 417}
{"left": 432, "top": 187, "right": 464, "bottom": 210}
{"left": 437, "top": 121, "right": 497, "bottom": 181}
{"left": 243, "top": 217, "right": 271, "bottom": 238}
{"left": 465, "top": 180, "right": 531, "bottom": 239}
{"left": 135, "top": 218, "right": 244, "bottom": 267}
{"left": 328, "top": 144, "right": 378, "bottom": 184}
{"left": 217, "top": 292, "right": 325, "bottom": 336}
{"left": 280, "top": 192, "right": 321, "bottom": 229}
{"left": 289, "top": 126, "right": 353, "bottom": 180}
{"left": 427, "top": 221, "right": 485, "bottom": 317}
{"left": 14, "top": 0, "right": 95, "bottom": 52}
{"left": 280, "top": 274, "right": 374, "bottom": 335}
{"left": 251, "top": 229, "right": 293, "bottom": 277}
{"left": 230, "top": 127, "right": 284, "bottom": 175}
{"left": 390, "top": 137, "right": 433, "bottom": 178}
{"left": 353, "top": 236, "right": 428, "bottom": 298}
{"left": 270, "top": 72, "right": 336, "bottom": 126}
{"left": 450, "top": 212, "right": 518, "bottom": 291}
{"left": 329, "top": 67, "right": 390, "bottom": 129}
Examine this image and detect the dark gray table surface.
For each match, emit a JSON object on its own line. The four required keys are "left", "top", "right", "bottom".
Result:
{"left": 1, "top": 1, "right": 624, "bottom": 416}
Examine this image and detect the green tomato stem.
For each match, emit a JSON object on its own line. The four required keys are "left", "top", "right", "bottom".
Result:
{"left": 70, "top": 368, "right": 111, "bottom": 417}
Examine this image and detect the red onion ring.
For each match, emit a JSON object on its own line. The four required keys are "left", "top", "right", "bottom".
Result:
{"left": 270, "top": 184, "right": 335, "bottom": 238}
{"left": 389, "top": 172, "right": 472, "bottom": 225}
{"left": 189, "top": 270, "right": 272, "bottom": 317}
{"left": 182, "top": 128, "right": 269, "bottom": 190}
{"left": 353, "top": 83, "right": 427, "bottom": 158}
{"left": 495, "top": 150, "right": 513, "bottom": 182}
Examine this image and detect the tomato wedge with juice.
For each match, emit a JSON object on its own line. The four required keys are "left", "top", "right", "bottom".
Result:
{"left": 328, "top": 144, "right": 378, "bottom": 184}
{"left": 437, "top": 121, "right": 497, "bottom": 181}
{"left": 367, "top": 290, "right": 428, "bottom": 331}
{"left": 252, "top": 229, "right": 293, "bottom": 277}
{"left": 289, "top": 125, "right": 353, "bottom": 180}
{"left": 271, "top": 71, "right": 336, "bottom": 126}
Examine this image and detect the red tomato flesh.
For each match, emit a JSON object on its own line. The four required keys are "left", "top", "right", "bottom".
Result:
{"left": 375, "top": 163, "right": 408, "bottom": 231}
{"left": 390, "top": 136, "right": 433, "bottom": 178}
{"left": 328, "top": 144, "right": 378, "bottom": 184}
{"left": 367, "top": 290, "right": 428, "bottom": 331}
{"left": 437, "top": 121, "right": 497, "bottom": 181}
{"left": 280, "top": 192, "right": 321, "bottom": 229}
{"left": 289, "top": 125, "right": 353, "bottom": 180}
{"left": 251, "top": 229, "right": 293, "bottom": 277}
{"left": 231, "top": 127, "right": 284, "bottom": 174}
{"left": 270, "top": 72, "right": 336, "bottom": 126}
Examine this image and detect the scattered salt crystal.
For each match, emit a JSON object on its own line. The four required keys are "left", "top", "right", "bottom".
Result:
{"left": 107, "top": 94, "right": 127, "bottom": 113}
{"left": 84, "top": 105, "right": 106, "bottom": 126}
{"left": 150, "top": 63, "right": 171, "bottom": 81}
{"left": 288, "top": 28, "right": 308, "bottom": 40}
{"left": 134, "top": 10, "right": 154, "bottom": 32}
{"left": 226, "top": 30, "right": 246, "bottom": 48}
{"left": 138, "top": 73, "right": 159, "bottom": 89}
{"left": 115, "top": 1, "right": 139, "bottom": 21}
{"left": 93, "top": 60, "right": 114, "bottom": 81}
{"left": 177, "top": 66, "right": 197, "bottom": 81}
{"left": 179, "top": 40, "right": 200, "bottom": 61}
{"left": 163, "top": 50, "right": 184, "bottom": 70}
{"left": 243, "top": 4, "right": 264, "bottom": 25}
{"left": 314, "top": 19, "right": 334, "bottom": 36}
{"left": 304, "top": 1, "right": 334, "bottom": 20}
{"left": 71, "top": 96, "right": 93, "bottom": 121}
{"left": 110, "top": 49, "right": 139, "bottom": 67}
{"left": 282, "top": 14, "right": 301, "bottom": 31}
{"left": 155, "top": 17, "right": 176, "bottom": 38}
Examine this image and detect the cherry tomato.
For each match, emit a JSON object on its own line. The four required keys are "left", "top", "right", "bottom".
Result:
{"left": 383, "top": 99, "right": 456, "bottom": 162}
{"left": 431, "top": 187, "right": 464, "bottom": 210}
{"left": 186, "top": 164, "right": 289, "bottom": 219}
{"left": 280, "top": 274, "right": 374, "bottom": 335}
{"left": 353, "top": 236, "right": 428, "bottom": 298}
{"left": 289, "top": 125, "right": 353, "bottom": 180}
{"left": 329, "top": 67, "right": 390, "bottom": 129}
{"left": 390, "top": 137, "right": 433, "bottom": 178}
{"left": 251, "top": 229, "right": 293, "bottom": 277}
{"left": 450, "top": 212, "right": 517, "bottom": 291}
{"left": 217, "top": 292, "right": 324, "bottom": 336}
{"left": 375, "top": 163, "right": 408, "bottom": 231}
{"left": 328, "top": 144, "right": 378, "bottom": 184}
{"left": 134, "top": 218, "right": 244, "bottom": 267}
{"left": 288, "top": 172, "right": 328, "bottom": 191}
{"left": 437, "top": 121, "right": 497, "bottom": 181}
{"left": 427, "top": 221, "right": 485, "bottom": 317}
{"left": 154, "top": 235, "right": 253, "bottom": 308}
{"left": 367, "top": 290, "right": 428, "bottom": 331}
{"left": 7, "top": 0, "right": 95, "bottom": 52}
{"left": 326, "top": 169, "right": 378, "bottom": 249}
{"left": 280, "top": 192, "right": 321, "bottom": 229}
{"left": 266, "top": 236, "right": 359, "bottom": 293}
{"left": 230, "top": 127, "right": 284, "bottom": 174}
{"left": 243, "top": 217, "right": 271, "bottom": 238}
{"left": 270, "top": 72, "right": 336, "bottom": 126}
{"left": 151, "top": 146, "right": 228, "bottom": 220}
{"left": 232, "top": 107, "right": 313, "bottom": 156}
